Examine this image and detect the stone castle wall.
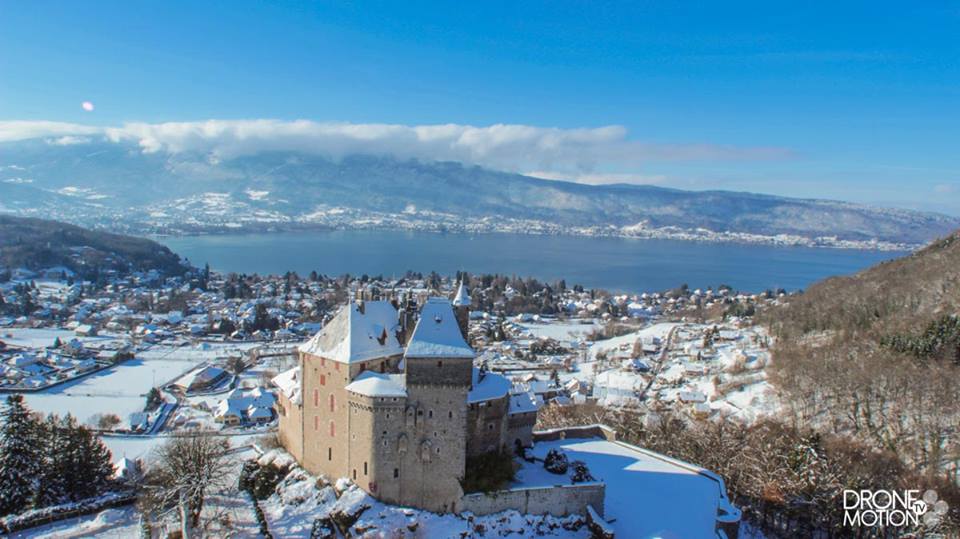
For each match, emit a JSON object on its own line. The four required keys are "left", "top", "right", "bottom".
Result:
{"left": 459, "top": 483, "right": 606, "bottom": 518}
{"left": 466, "top": 394, "right": 509, "bottom": 456}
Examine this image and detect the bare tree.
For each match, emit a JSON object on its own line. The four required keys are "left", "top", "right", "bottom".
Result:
{"left": 142, "top": 431, "right": 232, "bottom": 533}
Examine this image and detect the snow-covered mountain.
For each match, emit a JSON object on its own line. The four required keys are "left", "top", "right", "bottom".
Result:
{"left": 0, "top": 139, "right": 955, "bottom": 247}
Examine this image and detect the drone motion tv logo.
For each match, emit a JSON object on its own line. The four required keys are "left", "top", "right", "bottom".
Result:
{"left": 844, "top": 489, "right": 948, "bottom": 527}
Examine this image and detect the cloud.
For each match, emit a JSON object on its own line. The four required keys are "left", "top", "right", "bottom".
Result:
{"left": 47, "top": 135, "right": 92, "bottom": 146}
{"left": 526, "top": 170, "right": 669, "bottom": 186}
{"left": 934, "top": 183, "right": 957, "bottom": 194}
{"left": 0, "top": 121, "right": 101, "bottom": 143}
{"left": 0, "top": 119, "right": 791, "bottom": 176}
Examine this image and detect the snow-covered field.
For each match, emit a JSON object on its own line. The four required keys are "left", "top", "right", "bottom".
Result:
{"left": 0, "top": 327, "right": 114, "bottom": 349}
{"left": 517, "top": 319, "right": 601, "bottom": 344}
{"left": 23, "top": 355, "right": 196, "bottom": 424}
{"left": 19, "top": 341, "right": 260, "bottom": 426}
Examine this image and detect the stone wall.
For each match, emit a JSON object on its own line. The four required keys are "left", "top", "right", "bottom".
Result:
{"left": 466, "top": 394, "right": 509, "bottom": 456}
{"left": 532, "top": 424, "right": 618, "bottom": 443}
{"left": 506, "top": 410, "right": 537, "bottom": 450}
{"left": 275, "top": 392, "right": 303, "bottom": 462}
{"left": 459, "top": 483, "right": 605, "bottom": 518}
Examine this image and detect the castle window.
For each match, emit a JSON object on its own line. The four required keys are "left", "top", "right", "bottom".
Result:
{"left": 393, "top": 468, "right": 399, "bottom": 478}
{"left": 320, "top": 374, "right": 326, "bottom": 386}
{"left": 448, "top": 411, "right": 453, "bottom": 419}
{"left": 364, "top": 462, "right": 368, "bottom": 475}
{"left": 314, "top": 416, "right": 319, "bottom": 431}
{"left": 328, "top": 447, "right": 332, "bottom": 461}
{"left": 321, "top": 357, "right": 326, "bottom": 367}
{"left": 329, "top": 394, "right": 335, "bottom": 412}
{"left": 428, "top": 410, "right": 433, "bottom": 419}
{"left": 313, "top": 389, "right": 319, "bottom": 407}
{"left": 335, "top": 362, "right": 340, "bottom": 371}
{"left": 488, "top": 423, "right": 494, "bottom": 430}
{"left": 437, "top": 361, "right": 442, "bottom": 368}
{"left": 329, "top": 420, "right": 335, "bottom": 437}
{"left": 436, "top": 447, "right": 441, "bottom": 455}
{"left": 353, "top": 469, "right": 356, "bottom": 480}
{"left": 417, "top": 410, "right": 423, "bottom": 417}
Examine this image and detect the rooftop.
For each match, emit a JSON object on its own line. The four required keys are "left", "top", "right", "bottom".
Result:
{"left": 404, "top": 298, "right": 474, "bottom": 359}
{"left": 468, "top": 368, "right": 511, "bottom": 403}
{"left": 345, "top": 370, "right": 407, "bottom": 398}
{"left": 298, "top": 300, "right": 403, "bottom": 363}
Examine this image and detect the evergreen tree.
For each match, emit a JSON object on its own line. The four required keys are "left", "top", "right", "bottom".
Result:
{"left": 33, "top": 415, "right": 68, "bottom": 508}
{"left": 0, "top": 395, "right": 42, "bottom": 515}
{"left": 70, "top": 422, "right": 113, "bottom": 500}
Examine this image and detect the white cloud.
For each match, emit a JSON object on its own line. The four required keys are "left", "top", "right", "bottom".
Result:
{"left": 47, "top": 135, "right": 92, "bottom": 146}
{"left": 526, "top": 170, "right": 669, "bottom": 186}
{"left": 0, "top": 121, "right": 102, "bottom": 143}
{"left": 0, "top": 119, "right": 790, "bottom": 177}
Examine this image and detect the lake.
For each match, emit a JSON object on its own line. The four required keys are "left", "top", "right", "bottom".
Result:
{"left": 160, "top": 230, "right": 906, "bottom": 294}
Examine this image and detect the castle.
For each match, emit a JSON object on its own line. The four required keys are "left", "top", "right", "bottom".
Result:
{"left": 272, "top": 284, "right": 540, "bottom": 513}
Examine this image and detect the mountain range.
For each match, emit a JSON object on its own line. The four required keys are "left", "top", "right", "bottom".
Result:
{"left": 0, "top": 138, "right": 955, "bottom": 248}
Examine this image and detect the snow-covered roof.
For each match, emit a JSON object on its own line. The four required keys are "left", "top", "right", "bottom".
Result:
{"left": 345, "top": 371, "right": 407, "bottom": 398}
{"left": 468, "top": 368, "right": 511, "bottom": 403}
{"left": 176, "top": 365, "right": 226, "bottom": 389}
{"left": 405, "top": 298, "right": 474, "bottom": 359}
{"left": 298, "top": 301, "right": 403, "bottom": 363}
{"left": 272, "top": 366, "right": 301, "bottom": 405}
{"left": 509, "top": 391, "right": 542, "bottom": 414}
{"left": 452, "top": 281, "right": 471, "bottom": 307}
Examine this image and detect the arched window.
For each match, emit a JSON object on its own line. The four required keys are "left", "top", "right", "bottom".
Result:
{"left": 329, "top": 394, "right": 335, "bottom": 412}
{"left": 320, "top": 374, "right": 326, "bottom": 386}
{"left": 329, "top": 420, "right": 335, "bottom": 437}
{"left": 313, "top": 389, "right": 319, "bottom": 407}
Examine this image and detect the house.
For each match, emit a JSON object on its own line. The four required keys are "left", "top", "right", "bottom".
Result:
{"left": 113, "top": 457, "right": 142, "bottom": 483}
{"left": 128, "top": 412, "right": 149, "bottom": 432}
{"left": 214, "top": 387, "right": 276, "bottom": 426}
{"left": 75, "top": 324, "right": 98, "bottom": 337}
{"left": 174, "top": 365, "right": 229, "bottom": 393}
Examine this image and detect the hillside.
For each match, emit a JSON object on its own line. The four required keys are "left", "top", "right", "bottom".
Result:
{"left": 763, "top": 230, "right": 960, "bottom": 472}
{"left": 0, "top": 215, "right": 186, "bottom": 277}
{"left": 0, "top": 139, "right": 956, "bottom": 246}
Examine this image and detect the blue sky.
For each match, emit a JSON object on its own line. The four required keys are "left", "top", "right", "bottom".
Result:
{"left": 0, "top": 1, "right": 957, "bottom": 214}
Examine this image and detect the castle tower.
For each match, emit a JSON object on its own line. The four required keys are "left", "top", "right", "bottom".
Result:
{"left": 400, "top": 298, "right": 474, "bottom": 512}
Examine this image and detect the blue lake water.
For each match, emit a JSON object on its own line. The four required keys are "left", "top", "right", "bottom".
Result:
{"left": 160, "top": 230, "right": 906, "bottom": 294}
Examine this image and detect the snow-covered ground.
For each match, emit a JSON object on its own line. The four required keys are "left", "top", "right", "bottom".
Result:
{"left": 525, "top": 437, "right": 735, "bottom": 538}
{"left": 0, "top": 327, "right": 114, "bottom": 349}
{"left": 260, "top": 465, "right": 591, "bottom": 538}
{"left": 10, "top": 507, "right": 140, "bottom": 539}
{"left": 23, "top": 355, "right": 196, "bottom": 425}
{"left": 517, "top": 319, "right": 601, "bottom": 344}
{"left": 19, "top": 341, "right": 259, "bottom": 426}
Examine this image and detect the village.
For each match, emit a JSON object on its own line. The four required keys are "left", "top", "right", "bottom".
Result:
{"left": 0, "top": 262, "right": 781, "bottom": 537}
